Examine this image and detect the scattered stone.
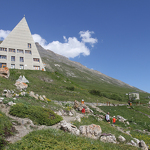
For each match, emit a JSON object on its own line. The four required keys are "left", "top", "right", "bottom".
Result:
{"left": 69, "top": 111, "right": 73, "bottom": 116}
{"left": 39, "top": 95, "right": 44, "bottom": 101}
{"left": 16, "top": 75, "right": 29, "bottom": 83}
{"left": 15, "top": 81, "right": 28, "bottom": 90}
{"left": 117, "top": 115, "right": 127, "bottom": 123}
{"left": 139, "top": 140, "right": 148, "bottom": 150}
{"left": 8, "top": 101, "right": 16, "bottom": 106}
{"left": 20, "top": 91, "right": 26, "bottom": 96}
{"left": 70, "top": 109, "right": 76, "bottom": 116}
{"left": 131, "top": 140, "right": 138, "bottom": 147}
{"left": 126, "top": 131, "right": 130, "bottom": 135}
{"left": 6, "top": 90, "right": 12, "bottom": 98}
{"left": 56, "top": 111, "right": 63, "bottom": 116}
{"left": 29, "top": 91, "right": 35, "bottom": 97}
{"left": 126, "top": 121, "right": 130, "bottom": 125}
{"left": 100, "top": 134, "right": 117, "bottom": 143}
{"left": 118, "top": 135, "right": 126, "bottom": 142}
{"left": 133, "top": 138, "right": 140, "bottom": 145}
{"left": 74, "top": 116, "right": 81, "bottom": 122}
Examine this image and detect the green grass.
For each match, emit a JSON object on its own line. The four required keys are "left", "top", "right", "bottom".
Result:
{"left": 73, "top": 115, "right": 133, "bottom": 143}
{"left": 0, "top": 110, "right": 14, "bottom": 149}
{"left": 7, "top": 128, "right": 139, "bottom": 150}
{"left": 9, "top": 103, "right": 63, "bottom": 126}
{"left": 1, "top": 69, "right": 148, "bottom": 104}
{"left": 99, "top": 105, "right": 150, "bottom": 146}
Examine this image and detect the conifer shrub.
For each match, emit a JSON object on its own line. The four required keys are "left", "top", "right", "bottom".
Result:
{"left": 89, "top": 89, "right": 102, "bottom": 96}
{"left": 66, "top": 86, "right": 75, "bottom": 91}
{"left": 9, "top": 103, "right": 63, "bottom": 126}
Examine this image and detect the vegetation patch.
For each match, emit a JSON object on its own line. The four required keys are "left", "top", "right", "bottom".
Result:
{"left": 9, "top": 103, "right": 63, "bottom": 125}
{"left": 0, "top": 110, "right": 15, "bottom": 149}
{"left": 7, "top": 128, "right": 139, "bottom": 150}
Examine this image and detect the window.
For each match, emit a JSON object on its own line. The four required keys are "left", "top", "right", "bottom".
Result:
{"left": 28, "top": 43, "right": 31, "bottom": 48}
{"left": 20, "top": 57, "right": 24, "bottom": 62}
{"left": 20, "top": 65, "right": 24, "bottom": 69}
{"left": 9, "top": 48, "right": 15, "bottom": 53}
{"left": 0, "top": 63, "right": 6, "bottom": 68}
{"left": 11, "top": 56, "right": 15, "bottom": 61}
{"left": 0, "top": 55, "right": 7, "bottom": 59}
{"left": 33, "top": 66, "right": 40, "bottom": 70}
{"left": 33, "top": 58, "right": 40, "bottom": 62}
{"left": 0, "top": 47, "right": 7, "bottom": 52}
{"left": 11, "top": 64, "right": 15, "bottom": 69}
{"left": 25, "top": 50, "right": 31, "bottom": 54}
{"left": 17, "top": 49, "right": 24, "bottom": 53}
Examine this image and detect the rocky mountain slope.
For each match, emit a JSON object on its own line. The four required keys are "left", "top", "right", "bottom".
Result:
{"left": 36, "top": 43, "right": 144, "bottom": 92}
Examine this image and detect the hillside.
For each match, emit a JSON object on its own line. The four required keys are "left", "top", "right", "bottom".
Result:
{"left": 36, "top": 42, "right": 144, "bottom": 92}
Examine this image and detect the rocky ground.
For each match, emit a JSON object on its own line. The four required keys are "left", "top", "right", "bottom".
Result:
{"left": 0, "top": 103, "right": 84, "bottom": 144}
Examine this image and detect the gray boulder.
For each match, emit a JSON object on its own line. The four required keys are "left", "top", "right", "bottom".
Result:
{"left": 118, "top": 135, "right": 126, "bottom": 142}
{"left": 100, "top": 134, "right": 117, "bottom": 143}
{"left": 139, "top": 140, "right": 148, "bottom": 150}
{"left": 79, "top": 124, "right": 102, "bottom": 139}
{"left": 60, "top": 120, "right": 80, "bottom": 135}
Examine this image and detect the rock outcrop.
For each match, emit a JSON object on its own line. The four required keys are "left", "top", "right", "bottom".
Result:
{"left": 79, "top": 124, "right": 102, "bottom": 139}
{"left": 60, "top": 120, "right": 80, "bottom": 135}
{"left": 0, "top": 67, "right": 10, "bottom": 78}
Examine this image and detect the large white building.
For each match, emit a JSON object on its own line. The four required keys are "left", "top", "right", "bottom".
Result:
{"left": 0, "top": 16, "right": 45, "bottom": 70}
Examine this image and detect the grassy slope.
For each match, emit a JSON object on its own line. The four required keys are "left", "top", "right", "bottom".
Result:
{"left": 7, "top": 128, "right": 139, "bottom": 150}
{"left": 0, "top": 69, "right": 149, "bottom": 104}
{"left": 1, "top": 90, "right": 150, "bottom": 149}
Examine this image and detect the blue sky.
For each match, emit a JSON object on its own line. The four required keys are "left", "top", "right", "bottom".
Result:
{"left": 0, "top": 0, "right": 150, "bottom": 93}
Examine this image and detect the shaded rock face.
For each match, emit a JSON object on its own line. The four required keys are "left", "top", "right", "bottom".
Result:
{"left": 0, "top": 67, "right": 10, "bottom": 78}
{"left": 139, "top": 140, "right": 148, "bottom": 150}
{"left": 79, "top": 124, "right": 102, "bottom": 139}
{"left": 60, "top": 120, "right": 80, "bottom": 135}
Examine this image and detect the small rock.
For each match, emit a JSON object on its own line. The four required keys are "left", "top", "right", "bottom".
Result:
{"left": 118, "top": 135, "right": 126, "bottom": 142}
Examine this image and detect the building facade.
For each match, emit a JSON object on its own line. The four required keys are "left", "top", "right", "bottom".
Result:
{"left": 129, "top": 92, "right": 140, "bottom": 100}
{"left": 0, "top": 17, "right": 45, "bottom": 70}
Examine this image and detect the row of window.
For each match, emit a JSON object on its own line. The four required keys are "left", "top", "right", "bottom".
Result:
{"left": 0, "top": 48, "right": 32, "bottom": 54}
{"left": 0, "top": 43, "right": 32, "bottom": 51}
{"left": 0, "top": 55, "right": 40, "bottom": 62}
{"left": 11, "top": 64, "right": 40, "bottom": 70}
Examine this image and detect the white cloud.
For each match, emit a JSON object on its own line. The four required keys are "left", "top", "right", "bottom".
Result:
{"left": 32, "top": 30, "right": 98, "bottom": 58}
{"left": 0, "top": 29, "right": 98, "bottom": 58}
{"left": 79, "top": 30, "right": 98, "bottom": 47}
{"left": 32, "top": 34, "right": 47, "bottom": 47}
{"left": 0, "top": 29, "right": 10, "bottom": 40}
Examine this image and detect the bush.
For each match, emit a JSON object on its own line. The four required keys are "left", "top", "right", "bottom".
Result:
{"left": 66, "top": 86, "right": 74, "bottom": 91}
{"left": 89, "top": 89, "right": 102, "bottom": 96}
{"left": 9, "top": 103, "right": 63, "bottom": 126}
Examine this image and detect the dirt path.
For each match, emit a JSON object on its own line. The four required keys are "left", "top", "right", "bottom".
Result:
{"left": 0, "top": 104, "right": 83, "bottom": 144}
